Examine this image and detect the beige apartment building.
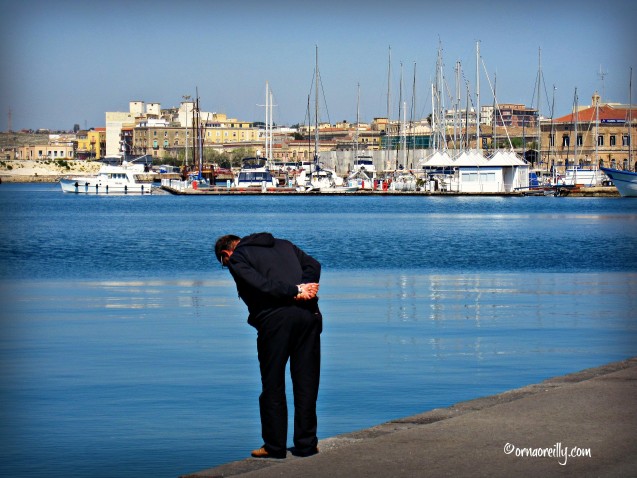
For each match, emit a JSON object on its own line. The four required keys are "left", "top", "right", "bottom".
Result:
{"left": 17, "top": 134, "right": 75, "bottom": 160}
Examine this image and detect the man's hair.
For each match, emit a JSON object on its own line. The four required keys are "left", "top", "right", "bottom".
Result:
{"left": 214, "top": 234, "right": 240, "bottom": 263}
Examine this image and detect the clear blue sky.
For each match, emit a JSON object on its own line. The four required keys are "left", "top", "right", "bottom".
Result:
{"left": 1, "top": 0, "right": 636, "bottom": 131}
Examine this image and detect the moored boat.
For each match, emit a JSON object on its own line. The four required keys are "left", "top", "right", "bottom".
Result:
{"left": 60, "top": 161, "right": 153, "bottom": 194}
{"left": 553, "top": 167, "right": 605, "bottom": 187}
{"left": 234, "top": 157, "right": 278, "bottom": 189}
{"left": 600, "top": 167, "right": 637, "bottom": 197}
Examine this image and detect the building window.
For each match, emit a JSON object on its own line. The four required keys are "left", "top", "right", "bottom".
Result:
{"left": 576, "top": 134, "right": 583, "bottom": 146}
{"left": 610, "top": 135, "right": 616, "bottom": 146}
{"left": 549, "top": 134, "right": 555, "bottom": 147}
{"left": 164, "top": 131, "right": 168, "bottom": 137}
{"left": 562, "top": 135, "right": 570, "bottom": 147}
{"left": 597, "top": 135, "right": 604, "bottom": 146}
{"left": 623, "top": 135, "right": 631, "bottom": 146}
{"left": 164, "top": 140, "right": 169, "bottom": 148}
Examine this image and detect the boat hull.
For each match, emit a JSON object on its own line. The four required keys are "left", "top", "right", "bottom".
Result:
{"left": 600, "top": 167, "right": 637, "bottom": 197}
{"left": 60, "top": 176, "right": 152, "bottom": 194}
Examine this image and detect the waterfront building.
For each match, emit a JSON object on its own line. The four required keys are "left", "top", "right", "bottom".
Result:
{"left": 539, "top": 92, "right": 636, "bottom": 173}
{"left": 75, "top": 128, "right": 106, "bottom": 160}
{"left": 107, "top": 100, "right": 263, "bottom": 160}
{"left": 17, "top": 134, "right": 76, "bottom": 160}
{"left": 131, "top": 112, "right": 261, "bottom": 159}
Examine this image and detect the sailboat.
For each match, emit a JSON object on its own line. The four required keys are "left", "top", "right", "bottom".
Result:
{"left": 554, "top": 88, "right": 604, "bottom": 187}
{"left": 297, "top": 46, "right": 352, "bottom": 192}
{"left": 347, "top": 83, "right": 377, "bottom": 190}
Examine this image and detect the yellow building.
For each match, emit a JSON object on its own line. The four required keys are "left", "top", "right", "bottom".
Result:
{"left": 201, "top": 113, "right": 260, "bottom": 144}
{"left": 76, "top": 128, "right": 106, "bottom": 160}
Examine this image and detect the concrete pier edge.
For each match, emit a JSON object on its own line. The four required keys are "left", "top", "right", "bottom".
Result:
{"left": 181, "top": 356, "right": 637, "bottom": 477}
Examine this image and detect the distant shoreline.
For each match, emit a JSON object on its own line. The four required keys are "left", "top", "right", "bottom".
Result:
{"left": 0, "top": 159, "right": 101, "bottom": 183}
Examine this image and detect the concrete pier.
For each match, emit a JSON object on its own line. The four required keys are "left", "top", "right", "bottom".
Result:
{"left": 182, "top": 357, "right": 637, "bottom": 477}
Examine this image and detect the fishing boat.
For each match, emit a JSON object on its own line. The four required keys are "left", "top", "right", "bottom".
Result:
{"left": 600, "top": 167, "right": 637, "bottom": 197}
{"left": 59, "top": 160, "right": 153, "bottom": 194}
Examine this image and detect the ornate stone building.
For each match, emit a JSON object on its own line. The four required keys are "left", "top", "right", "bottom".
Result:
{"left": 540, "top": 93, "right": 636, "bottom": 172}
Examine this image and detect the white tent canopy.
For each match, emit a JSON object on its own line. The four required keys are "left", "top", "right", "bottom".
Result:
{"left": 488, "top": 150, "right": 527, "bottom": 166}
{"left": 454, "top": 150, "right": 489, "bottom": 166}
{"left": 422, "top": 151, "right": 454, "bottom": 167}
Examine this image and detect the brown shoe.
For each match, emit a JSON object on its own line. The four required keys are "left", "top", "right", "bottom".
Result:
{"left": 251, "top": 447, "right": 286, "bottom": 459}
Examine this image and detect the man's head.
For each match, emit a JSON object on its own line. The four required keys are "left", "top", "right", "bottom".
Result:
{"left": 215, "top": 234, "right": 240, "bottom": 267}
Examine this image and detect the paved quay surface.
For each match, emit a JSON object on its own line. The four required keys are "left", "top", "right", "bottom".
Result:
{"left": 182, "top": 357, "right": 637, "bottom": 478}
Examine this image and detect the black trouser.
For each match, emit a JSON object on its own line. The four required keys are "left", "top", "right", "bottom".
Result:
{"left": 256, "top": 305, "right": 322, "bottom": 456}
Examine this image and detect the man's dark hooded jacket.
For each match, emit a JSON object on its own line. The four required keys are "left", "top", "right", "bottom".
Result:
{"left": 227, "top": 232, "right": 321, "bottom": 328}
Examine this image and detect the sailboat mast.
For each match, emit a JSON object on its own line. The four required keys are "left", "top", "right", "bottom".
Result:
{"left": 398, "top": 62, "right": 403, "bottom": 169}
{"left": 595, "top": 88, "right": 599, "bottom": 168}
{"left": 454, "top": 61, "right": 460, "bottom": 148}
{"left": 265, "top": 81, "right": 269, "bottom": 160}
{"left": 386, "top": 46, "right": 392, "bottom": 170}
{"left": 630, "top": 67, "right": 634, "bottom": 170}
{"left": 269, "top": 89, "right": 274, "bottom": 161}
{"left": 314, "top": 45, "right": 319, "bottom": 165}
{"left": 476, "top": 41, "right": 481, "bottom": 151}
{"left": 550, "top": 85, "right": 556, "bottom": 182}
{"left": 536, "top": 48, "right": 542, "bottom": 170}
{"left": 574, "top": 88, "right": 579, "bottom": 183}
{"left": 355, "top": 83, "right": 360, "bottom": 162}
{"left": 431, "top": 83, "right": 436, "bottom": 151}
{"left": 411, "top": 62, "right": 416, "bottom": 164}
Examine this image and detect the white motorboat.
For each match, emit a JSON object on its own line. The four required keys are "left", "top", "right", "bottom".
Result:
{"left": 553, "top": 167, "right": 604, "bottom": 187}
{"left": 234, "top": 157, "right": 277, "bottom": 188}
{"left": 60, "top": 161, "right": 153, "bottom": 194}
{"left": 600, "top": 167, "right": 637, "bottom": 197}
{"left": 353, "top": 155, "right": 377, "bottom": 177}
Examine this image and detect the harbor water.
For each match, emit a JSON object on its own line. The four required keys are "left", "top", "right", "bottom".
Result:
{"left": 1, "top": 183, "right": 636, "bottom": 477}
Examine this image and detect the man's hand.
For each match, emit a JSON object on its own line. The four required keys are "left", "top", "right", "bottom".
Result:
{"left": 296, "top": 283, "right": 319, "bottom": 300}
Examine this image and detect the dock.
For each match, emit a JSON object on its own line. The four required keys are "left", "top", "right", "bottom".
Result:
{"left": 181, "top": 357, "right": 637, "bottom": 477}
{"left": 160, "top": 184, "right": 620, "bottom": 197}
{"left": 159, "top": 184, "right": 526, "bottom": 196}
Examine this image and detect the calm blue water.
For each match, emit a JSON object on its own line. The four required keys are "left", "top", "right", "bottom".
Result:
{"left": 1, "top": 183, "right": 636, "bottom": 477}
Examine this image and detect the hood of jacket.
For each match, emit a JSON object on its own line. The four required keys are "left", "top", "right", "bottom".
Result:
{"left": 238, "top": 232, "right": 275, "bottom": 248}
